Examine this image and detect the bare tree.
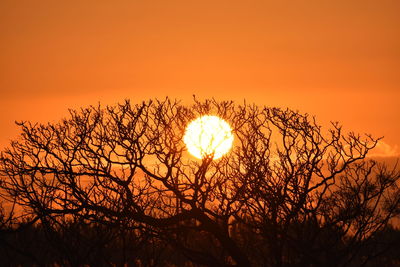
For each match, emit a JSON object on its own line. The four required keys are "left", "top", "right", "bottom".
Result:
{"left": 0, "top": 98, "right": 399, "bottom": 266}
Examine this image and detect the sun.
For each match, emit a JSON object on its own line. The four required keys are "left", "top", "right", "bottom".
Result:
{"left": 183, "top": 115, "right": 234, "bottom": 160}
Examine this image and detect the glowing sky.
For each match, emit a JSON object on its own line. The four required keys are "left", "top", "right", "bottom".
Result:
{"left": 0, "top": 0, "right": 399, "bottom": 157}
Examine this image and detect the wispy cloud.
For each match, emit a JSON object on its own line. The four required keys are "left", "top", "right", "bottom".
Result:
{"left": 368, "top": 140, "right": 399, "bottom": 158}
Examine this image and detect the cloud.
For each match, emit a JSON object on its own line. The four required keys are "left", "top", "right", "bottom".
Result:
{"left": 368, "top": 140, "right": 399, "bottom": 158}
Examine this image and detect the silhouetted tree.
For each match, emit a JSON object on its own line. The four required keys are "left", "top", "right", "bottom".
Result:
{"left": 1, "top": 98, "right": 399, "bottom": 266}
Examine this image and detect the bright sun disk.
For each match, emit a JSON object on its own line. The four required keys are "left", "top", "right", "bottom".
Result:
{"left": 183, "top": 115, "right": 234, "bottom": 159}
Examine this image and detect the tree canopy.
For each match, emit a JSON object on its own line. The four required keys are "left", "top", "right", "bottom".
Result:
{"left": 1, "top": 98, "right": 399, "bottom": 266}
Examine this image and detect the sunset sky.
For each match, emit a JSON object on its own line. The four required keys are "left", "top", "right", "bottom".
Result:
{"left": 1, "top": 0, "right": 399, "bottom": 157}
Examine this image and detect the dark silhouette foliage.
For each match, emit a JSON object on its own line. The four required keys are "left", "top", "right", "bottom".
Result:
{"left": 1, "top": 98, "right": 399, "bottom": 266}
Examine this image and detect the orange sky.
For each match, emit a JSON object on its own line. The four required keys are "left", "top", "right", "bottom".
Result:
{"left": 0, "top": 0, "right": 399, "bottom": 157}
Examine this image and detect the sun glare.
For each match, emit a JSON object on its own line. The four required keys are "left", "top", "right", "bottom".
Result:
{"left": 183, "top": 115, "right": 234, "bottom": 160}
